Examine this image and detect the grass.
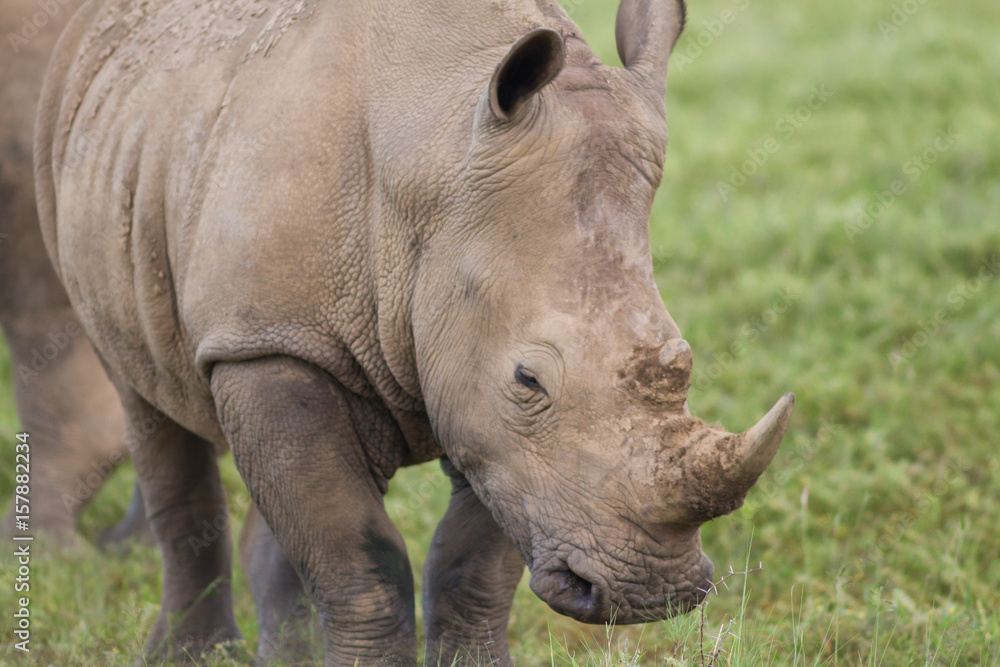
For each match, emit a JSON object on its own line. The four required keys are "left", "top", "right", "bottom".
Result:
{"left": 2, "top": 0, "right": 999, "bottom": 663}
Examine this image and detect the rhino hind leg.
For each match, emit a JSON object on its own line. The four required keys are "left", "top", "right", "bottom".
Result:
{"left": 117, "top": 383, "right": 242, "bottom": 660}
{"left": 239, "top": 500, "right": 318, "bottom": 664}
{"left": 212, "top": 356, "right": 417, "bottom": 665}
{"left": 421, "top": 459, "right": 524, "bottom": 667}
{"left": 98, "top": 479, "right": 154, "bottom": 550}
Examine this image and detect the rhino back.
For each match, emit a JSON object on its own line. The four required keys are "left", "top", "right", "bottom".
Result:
{"left": 37, "top": 0, "right": 273, "bottom": 441}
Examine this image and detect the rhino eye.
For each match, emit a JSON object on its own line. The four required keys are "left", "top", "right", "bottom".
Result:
{"left": 514, "top": 365, "right": 548, "bottom": 396}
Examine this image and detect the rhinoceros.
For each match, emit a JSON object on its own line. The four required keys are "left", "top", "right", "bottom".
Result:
{"left": 35, "top": 0, "right": 794, "bottom": 663}
{"left": 0, "top": 0, "right": 153, "bottom": 546}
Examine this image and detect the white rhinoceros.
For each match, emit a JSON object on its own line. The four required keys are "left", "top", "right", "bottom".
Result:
{"left": 35, "top": 0, "right": 793, "bottom": 663}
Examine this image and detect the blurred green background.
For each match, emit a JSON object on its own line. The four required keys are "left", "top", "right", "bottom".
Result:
{"left": 1, "top": 0, "right": 998, "bottom": 664}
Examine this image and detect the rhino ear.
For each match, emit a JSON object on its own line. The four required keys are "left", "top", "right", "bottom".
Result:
{"left": 489, "top": 28, "right": 566, "bottom": 121}
{"left": 615, "top": 0, "right": 686, "bottom": 98}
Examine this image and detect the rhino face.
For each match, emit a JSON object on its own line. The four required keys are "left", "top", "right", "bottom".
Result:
{"left": 413, "top": 0, "right": 794, "bottom": 624}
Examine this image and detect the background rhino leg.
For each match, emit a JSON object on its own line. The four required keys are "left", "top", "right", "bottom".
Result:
{"left": 0, "top": 306, "right": 129, "bottom": 544}
{"left": 421, "top": 459, "right": 524, "bottom": 667}
{"left": 1, "top": 139, "right": 149, "bottom": 546}
{"left": 212, "top": 356, "right": 416, "bottom": 666}
{"left": 239, "top": 499, "right": 318, "bottom": 663}
{"left": 98, "top": 479, "right": 154, "bottom": 549}
{"left": 118, "top": 383, "right": 242, "bottom": 659}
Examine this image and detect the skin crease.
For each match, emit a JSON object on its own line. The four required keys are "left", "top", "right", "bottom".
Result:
{"left": 0, "top": 0, "right": 151, "bottom": 547}
{"left": 34, "top": 0, "right": 793, "bottom": 664}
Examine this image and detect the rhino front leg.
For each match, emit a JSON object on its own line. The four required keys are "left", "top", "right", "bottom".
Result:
{"left": 239, "top": 499, "right": 318, "bottom": 663}
{"left": 212, "top": 356, "right": 416, "bottom": 666}
{"left": 119, "top": 385, "right": 242, "bottom": 659}
{"left": 422, "top": 459, "right": 524, "bottom": 667}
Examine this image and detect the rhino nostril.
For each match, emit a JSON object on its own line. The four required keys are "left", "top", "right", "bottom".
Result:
{"left": 554, "top": 566, "right": 593, "bottom": 601}
{"left": 532, "top": 563, "right": 608, "bottom": 623}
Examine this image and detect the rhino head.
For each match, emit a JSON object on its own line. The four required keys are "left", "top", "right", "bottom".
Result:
{"left": 412, "top": 0, "right": 794, "bottom": 623}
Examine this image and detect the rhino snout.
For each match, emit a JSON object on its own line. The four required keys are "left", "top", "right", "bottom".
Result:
{"left": 528, "top": 546, "right": 714, "bottom": 624}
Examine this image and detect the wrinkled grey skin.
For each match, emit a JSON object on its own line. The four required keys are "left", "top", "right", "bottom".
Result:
{"left": 0, "top": 0, "right": 151, "bottom": 547}
{"left": 36, "top": 0, "right": 794, "bottom": 664}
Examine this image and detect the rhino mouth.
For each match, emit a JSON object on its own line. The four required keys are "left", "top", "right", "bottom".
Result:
{"left": 528, "top": 549, "right": 713, "bottom": 624}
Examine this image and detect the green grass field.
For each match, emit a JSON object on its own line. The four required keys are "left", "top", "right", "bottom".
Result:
{"left": 2, "top": 0, "right": 998, "bottom": 664}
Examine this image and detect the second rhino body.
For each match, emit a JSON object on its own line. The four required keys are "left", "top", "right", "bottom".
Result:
{"left": 0, "top": 0, "right": 151, "bottom": 546}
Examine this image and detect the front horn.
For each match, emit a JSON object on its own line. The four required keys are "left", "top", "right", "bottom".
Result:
{"left": 676, "top": 393, "right": 795, "bottom": 521}
{"left": 734, "top": 393, "right": 795, "bottom": 490}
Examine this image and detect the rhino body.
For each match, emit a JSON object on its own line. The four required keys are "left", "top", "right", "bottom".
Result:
{"left": 36, "top": 0, "right": 793, "bottom": 663}
{"left": 0, "top": 0, "right": 153, "bottom": 545}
